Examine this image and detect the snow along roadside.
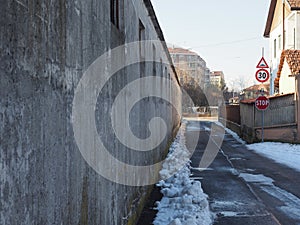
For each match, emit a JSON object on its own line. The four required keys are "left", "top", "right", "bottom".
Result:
{"left": 214, "top": 121, "right": 300, "bottom": 172}
{"left": 247, "top": 142, "right": 300, "bottom": 172}
{"left": 153, "top": 121, "right": 213, "bottom": 225}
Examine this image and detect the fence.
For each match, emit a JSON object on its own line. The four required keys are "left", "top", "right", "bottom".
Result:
{"left": 219, "top": 93, "right": 298, "bottom": 143}
{"left": 240, "top": 93, "right": 297, "bottom": 143}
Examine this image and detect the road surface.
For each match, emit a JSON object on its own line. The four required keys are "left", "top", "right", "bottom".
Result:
{"left": 187, "top": 119, "right": 300, "bottom": 225}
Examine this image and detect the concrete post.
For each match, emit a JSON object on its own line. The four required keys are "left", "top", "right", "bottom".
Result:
{"left": 296, "top": 75, "right": 300, "bottom": 141}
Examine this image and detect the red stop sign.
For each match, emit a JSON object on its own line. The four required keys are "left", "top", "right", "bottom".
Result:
{"left": 255, "top": 96, "right": 270, "bottom": 110}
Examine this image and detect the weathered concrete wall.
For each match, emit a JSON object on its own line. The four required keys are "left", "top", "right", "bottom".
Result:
{"left": 219, "top": 105, "right": 241, "bottom": 137}
{"left": 0, "top": 0, "right": 181, "bottom": 224}
{"left": 256, "top": 126, "right": 297, "bottom": 143}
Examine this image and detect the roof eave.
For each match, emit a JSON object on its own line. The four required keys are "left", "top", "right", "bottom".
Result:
{"left": 143, "top": 0, "right": 181, "bottom": 86}
{"left": 264, "top": 0, "right": 277, "bottom": 38}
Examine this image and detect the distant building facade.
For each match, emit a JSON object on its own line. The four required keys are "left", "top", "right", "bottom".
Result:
{"left": 210, "top": 71, "right": 225, "bottom": 88}
{"left": 204, "top": 68, "right": 211, "bottom": 89}
{"left": 169, "top": 46, "right": 208, "bottom": 87}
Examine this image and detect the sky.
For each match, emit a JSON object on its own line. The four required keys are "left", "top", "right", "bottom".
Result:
{"left": 151, "top": 0, "right": 271, "bottom": 90}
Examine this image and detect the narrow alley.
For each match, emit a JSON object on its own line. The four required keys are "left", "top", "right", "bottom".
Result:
{"left": 139, "top": 118, "right": 300, "bottom": 224}
{"left": 187, "top": 119, "right": 300, "bottom": 225}
{"left": 3, "top": 0, "right": 300, "bottom": 224}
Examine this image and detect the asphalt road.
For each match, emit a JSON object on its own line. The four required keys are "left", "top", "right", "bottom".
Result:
{"left": 186, "top": 119, "right": 300, "bottom": 225}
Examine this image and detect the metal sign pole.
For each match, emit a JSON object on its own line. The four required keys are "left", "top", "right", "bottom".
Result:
{"left": 261, "top": 88, "right": 264, "bottom": 143}
{"left": 262, "top": 110, "right": 264, "bottom": 143}
{"left": 255, "top": 48, "right": 269, "bottom": 143}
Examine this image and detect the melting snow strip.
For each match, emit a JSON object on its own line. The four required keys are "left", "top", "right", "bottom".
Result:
{"left": 240, "top": 172, "right": 300, "bottom": 220}
{"left": 153, "top": 122, "right": 214, "bottom": 225}
{"left": 215, "top": 121, "right": 300, "bottom": 173}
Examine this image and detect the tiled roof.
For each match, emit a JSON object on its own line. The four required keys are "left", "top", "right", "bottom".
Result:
{"left": 210, "top": 71, "right": 223, "bottom": 76}
{"left": 243, "top": 84, "right": 269, "bottom": 92}
{"left": 275, "top": 50, "right": 300, "bottom": 88}
{"left": 240, "top": 93, "right": 294, "bottom": 104}
{"left": 240, "top": 98, "right": 256, "bottom": 104}
{"left": 287, "top": 0, "right": 300, "bottom": 8}
{"left": 168, "top": 47, "right": 198, "bottom": 55}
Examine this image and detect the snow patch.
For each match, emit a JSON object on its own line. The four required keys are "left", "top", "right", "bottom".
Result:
{"left": 186, "top": 125, "right": 202, "bottom": 132}
{"left": 260, "top": 182, "right": 300, "bottom": 219}
{"left": 208, "top": 122, "right": 300, "bottom": 221}
{"left": 215, "top": 122, "right": 300, "bottom": 173}
{"left": 191, "top": 167, "right": 214, "bottom": 172}
{"left": 153, "top": 122, "right": 213, "bottom": 225}
{"left": 239, "top": 173, "right": 274, "bottom": 185}
{"left": 214, "top": 122, "right": 245, "bottom": 144}
{"left": 247, "top": 142, "right": 300, "bottom": 172}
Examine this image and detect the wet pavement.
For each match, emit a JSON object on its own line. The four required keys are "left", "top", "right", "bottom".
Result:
{"left": 137, "top": 119, "right": 300, "bottom": 224}
{"left": 187, "top": 119, "right": 300, "bottom": 225}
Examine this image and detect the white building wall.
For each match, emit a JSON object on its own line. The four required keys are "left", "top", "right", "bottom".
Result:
{"left": 296, "top": 12, "right": 300, "bottom": 49}
{"left": 269, "top": 11, "right": 298, "bottom": 94}
{"left": 279, "top": 60, "right": 296, "bottom": 94}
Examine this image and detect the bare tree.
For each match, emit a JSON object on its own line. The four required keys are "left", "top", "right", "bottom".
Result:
{"left": 238, "top": 76, "right": 246, "bottom": 91}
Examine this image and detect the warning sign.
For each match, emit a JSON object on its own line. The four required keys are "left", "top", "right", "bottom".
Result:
{"left": 256, "top": 57, "right": 269, "bottom": 68}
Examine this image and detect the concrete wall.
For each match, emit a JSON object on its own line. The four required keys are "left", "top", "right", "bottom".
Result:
{"left": 220, "top": 105, "right": 240, "bottom": 125}
{"left": 219, "top": 105, "right": 241, "bottom": 137}
{"left": 256, "top": 126, "right": 297, "bottom": 142}
{"left": 0, "top": 0, "right": 181, "bottom": 224}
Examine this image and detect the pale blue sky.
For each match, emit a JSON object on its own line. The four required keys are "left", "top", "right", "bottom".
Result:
{"left": 151, "top": 0, "right": 271, "bottom": 90}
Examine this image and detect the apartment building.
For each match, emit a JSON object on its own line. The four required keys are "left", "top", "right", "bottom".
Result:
{"left": 169, "top": 46, "right": 208, "bottom": 88}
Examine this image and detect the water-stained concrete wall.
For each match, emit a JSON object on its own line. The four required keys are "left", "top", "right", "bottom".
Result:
{"left": 0, "top": 0, "right": 181, "bottom": 224}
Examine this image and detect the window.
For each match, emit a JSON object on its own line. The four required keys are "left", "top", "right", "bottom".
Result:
{"left": 278, "top": 35, "right": 281, "bottom": 50}
{"left": 274, "top": 39, "right": 277, "bottom": 58}
{"left": 139, "top": 20, "right": 145, "bottom": 59}
{"left": 164, "top": 67, "right": 167, "bottom": 78}
{"left": 139, "top": 20, "right": 145, "bottom": 77}
{"left": 110, "top": 0, "right": 120, "bottom": 28}
{"left": 153, "top": 44, "right": 156, "bottom": 76}
{"left": 160, "top": 58, "right": 163, "bottom": 77}
{"left": 294, "top": 28, "right": 296, "bottom": 49}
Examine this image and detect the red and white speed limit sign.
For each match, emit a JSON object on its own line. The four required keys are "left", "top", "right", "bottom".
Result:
{"left": 255, "top": 96, "right": 270, "bottom": 110}
{"left": 255, "top": 68, "right": 270, "bottom": 83}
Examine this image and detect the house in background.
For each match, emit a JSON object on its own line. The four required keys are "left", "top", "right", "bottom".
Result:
{"left": 264, "top": 0, "right": 300, "bottom": 95}
{"left": 240, "top": 83, "right": 270, "bottom": 100}
{"left": 275, "top": 49, "right": 300, "bottom": 94}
